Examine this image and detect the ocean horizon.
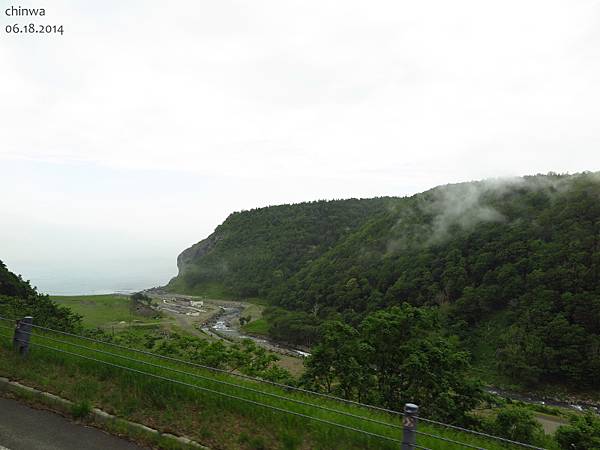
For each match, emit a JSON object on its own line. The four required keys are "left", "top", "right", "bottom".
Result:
{"left": 5, "top": 259, "right": 177, "bottom": 296}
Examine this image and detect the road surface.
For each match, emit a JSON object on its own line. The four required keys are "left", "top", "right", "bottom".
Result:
{"left": 0, "top": 397, "right": 146, "bottom": 450}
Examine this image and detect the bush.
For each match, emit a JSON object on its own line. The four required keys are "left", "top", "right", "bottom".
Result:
{"left": 485, "top": 406, "right": 544, "bottom": 445}
{"left": 555, "top": 413, "right": 600, "bottom": 449}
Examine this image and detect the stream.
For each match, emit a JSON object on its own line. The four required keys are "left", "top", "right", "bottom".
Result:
{"left": 203, "top": 306, "right": 311, "bottom": 358}
{"left": 485, "top": 386, "right": 599, "bottom": 415}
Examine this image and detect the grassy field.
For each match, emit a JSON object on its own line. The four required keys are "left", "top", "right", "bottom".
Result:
{"left": 242, "top": 319, "right": 269, "bottom": 336}
{"left": 0, "top": 321, "right": 551, "bottom": 450}
{"left": 51, "top": 295, "right": 166, "bottom": 330}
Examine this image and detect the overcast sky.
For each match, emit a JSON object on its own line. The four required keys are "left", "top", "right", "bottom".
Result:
{"left": 2, "top": 0, "right": 600, "bottom": 292}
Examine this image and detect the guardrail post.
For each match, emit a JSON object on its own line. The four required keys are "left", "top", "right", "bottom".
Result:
{"left": 402, "top": 403, "right": 419, "bottom": 449}
{"left": 13, "top": 316, "right": 33, "bottom": 357}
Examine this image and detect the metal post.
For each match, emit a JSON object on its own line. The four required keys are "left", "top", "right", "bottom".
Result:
{"left": 402, "top": 403, "right": 419, "bottom": 450}
{"left": 13, "top": 316, "right": 33, "bottom": 357}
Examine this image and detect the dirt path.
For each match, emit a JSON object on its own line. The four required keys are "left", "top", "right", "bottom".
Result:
{"left": 535, "top": 414, "right": 568, "bottom": 434}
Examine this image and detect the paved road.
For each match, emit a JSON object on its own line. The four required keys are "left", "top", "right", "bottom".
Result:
{"left": 0, "top": 397, "right": 146, "bottom": 450}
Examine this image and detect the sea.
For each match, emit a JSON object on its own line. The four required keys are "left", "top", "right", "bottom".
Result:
{"left": 5, "top": 259, "right": 177, "bottom": 296}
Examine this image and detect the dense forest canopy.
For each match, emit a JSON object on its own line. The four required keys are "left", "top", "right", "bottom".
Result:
{"left": 171, "top": 197, "right": 399, "bottom": 297}
{"left": 171, "top": 172, "right": 600, "bottom": 389}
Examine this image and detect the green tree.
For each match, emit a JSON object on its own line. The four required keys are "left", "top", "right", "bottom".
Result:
{"left": 301, "top": 321, "right": 374, "bottom": 402}
{"left": 0, "top": 260, "right": 82, "bottom": 331}
{"left": 489, "top": 407, "right": 544, "bottom": 445}
{"left": 555, "top": 413, "right": 600, "bottom": 449}
{"left": 303, "top": 304, "right": 482, "bottom": 423}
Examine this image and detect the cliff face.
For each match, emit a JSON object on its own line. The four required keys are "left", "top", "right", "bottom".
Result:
{"left": 177, "top": 230, "right": 223, "bottom": 275}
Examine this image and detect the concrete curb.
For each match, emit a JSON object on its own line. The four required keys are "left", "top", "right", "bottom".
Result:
{"left": 0, "top": 376, "right": 210, "bottom": 450}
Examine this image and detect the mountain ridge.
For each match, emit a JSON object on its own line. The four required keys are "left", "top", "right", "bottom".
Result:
{"left": 169, "top": 172, "right": 600, "bottom": 388}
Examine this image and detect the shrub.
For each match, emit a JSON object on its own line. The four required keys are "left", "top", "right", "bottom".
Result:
{"left": 555, "top": 413, "right": 600, "bottom": 449}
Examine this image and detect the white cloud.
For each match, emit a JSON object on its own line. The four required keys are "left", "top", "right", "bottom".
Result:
{"left": 1, "top": 0, "right": 600, "bottom": 292}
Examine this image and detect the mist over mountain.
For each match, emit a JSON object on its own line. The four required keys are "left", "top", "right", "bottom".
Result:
{"left": 170, "top": 172, "right": 600, "bottom": 388}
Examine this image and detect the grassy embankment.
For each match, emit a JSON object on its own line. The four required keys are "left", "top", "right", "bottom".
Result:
{"left": 241, "top": 319, "right": 269, "bottom": 336}
{"left": 0, "top": 322, "right": 542, "bottom": 450}
{"left": 51, "top": 295, "right": 168, "bottom": 331}
{"left": 236, "top": 300, "right": 269, "bottom": 337}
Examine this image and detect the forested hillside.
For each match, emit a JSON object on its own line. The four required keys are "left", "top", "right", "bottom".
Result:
{"left": 0, "top": 260, "right": 81, "bottom": 330}
{"left": 170, "top": 172, "right": 600, "bottom": 389}
{"left": 171, "top": 197, "right": 398, "bottom": 296}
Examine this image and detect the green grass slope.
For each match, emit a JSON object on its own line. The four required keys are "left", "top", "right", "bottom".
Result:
{"left": 51, "top": 295, "right": 163, "bottom": 330}
{"left": 0, "top": 324, "right": 546, "bottom": 450}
